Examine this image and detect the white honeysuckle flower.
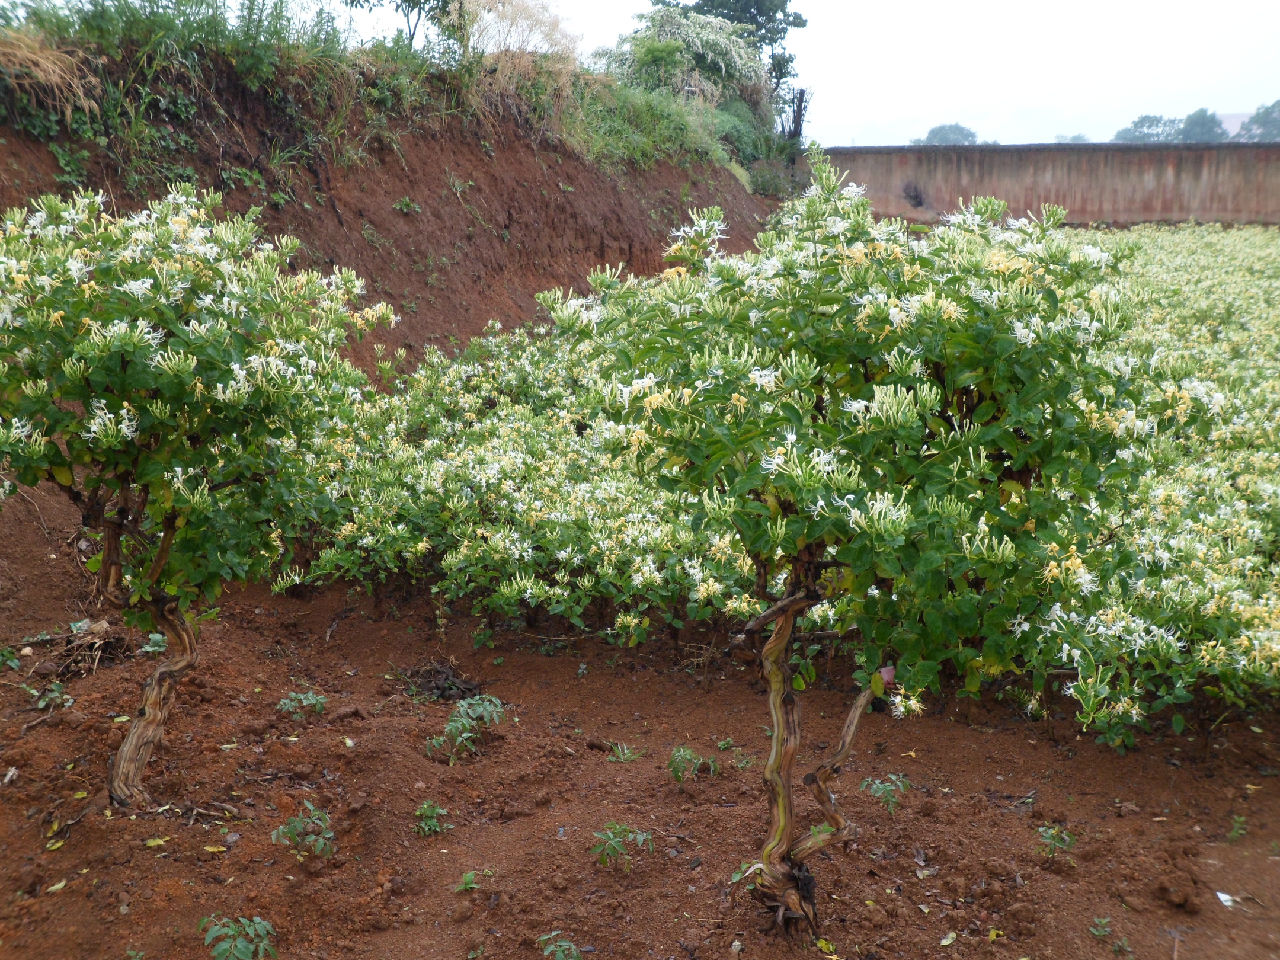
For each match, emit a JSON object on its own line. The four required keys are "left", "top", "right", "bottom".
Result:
{"left": 748, "top": 367, "right": 778, "bottom": 391}
{"left": 117, "top": 277, "right": 153, "bottom": 298}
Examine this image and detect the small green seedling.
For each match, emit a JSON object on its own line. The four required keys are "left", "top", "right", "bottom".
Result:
{"left": 393, "top": 196, "right": 421, "bottom": 215}
{"left": 590, "top": 821, "right": 653, "bottom": 871}
{"left": 270, "top": 801, "right": 335, "bottom": 859}
{"left": 860, "top": 773, "right": 911, "bottom": 813}
{"left": 454, "top": 868, "right": 491, "bottom": 892}
{"left": 1, "top": 647, "right": 19, "bottom": 670}
{"left": 414, "top": 800, "right": 453, "bottom": 836}
{"left": 276, "top": 690, "right": 327, "bottom": 720}
{"left": 1090, "top": 917, "right": 1112, "bottom": 937}
{"left": 607, "top": 742, "right": 644, "bottom": 763}
{"left": 139, "top": 632, "right": 167, "bottom": 655}
{"left": 716, "top": 737, "right": 735, "bottom": 750}
{"left": 668, "top": 745, "right": 718, "bottom": 783}
{"left": 23, "top": 681, "right": 74, "bottom": 711}
{"left": 729, "top": 861, "right": 762, "bottom": 891}
{"left": 1227, "top": 815, "right": 1248, "bottom": 841}
{"left": 199, "top": 915, "right": 277, "bottom": 960}
{"left": 428, "top": 694, "right": 506, "bottom": 763}
{"left": 537, "top": 932, "right": 583, "bottom": 960}
{"left": 1037, "top": 823, "right": 1076, "bottom": 858}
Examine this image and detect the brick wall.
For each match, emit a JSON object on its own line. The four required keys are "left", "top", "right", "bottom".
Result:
{"left": 819, "top": 144, "right": 1280, "bottom": 224}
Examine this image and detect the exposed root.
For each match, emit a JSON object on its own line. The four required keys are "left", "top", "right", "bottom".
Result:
{"left": 754, "top": 859, "right": 818, "bottom": 935}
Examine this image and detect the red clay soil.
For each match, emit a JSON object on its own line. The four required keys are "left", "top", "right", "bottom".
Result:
{"left": 2, "top": 482, "right": 1279, "bottom": 960}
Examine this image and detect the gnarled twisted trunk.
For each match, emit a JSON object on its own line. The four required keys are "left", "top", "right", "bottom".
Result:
{"left": 754, "top": 605, "right": 816, "bottom": 930}
{"left": 748, "top": 572, "right": 880, "bottom": 933}
{"left": 108, "top": 596, "right": 198, "bottom": 807}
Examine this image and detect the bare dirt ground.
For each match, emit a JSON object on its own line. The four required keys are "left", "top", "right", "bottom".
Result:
{"left": 1, "top": 485, "right": 1277, "bottom": 960}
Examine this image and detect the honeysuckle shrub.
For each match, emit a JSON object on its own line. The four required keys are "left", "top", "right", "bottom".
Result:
{"left": 0, "top": 186, "right": 385, "bottom": 802}
{"left": 285, "top": 322, "right": 758, "bottom": 641}
{"left": 296, "top": 168, "right": 1280, "bottom": 748}
{"left": 0, "top": 187, "right": 382, "bottom": 615}
{"left": 546, "top": 152, "right": 1154, "bottom": 922}
{"left": 548, "top": 153, "right": 1141, "bottom": 708}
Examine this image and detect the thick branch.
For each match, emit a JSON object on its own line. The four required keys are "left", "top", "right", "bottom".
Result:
{"left": 742, "top": 590, "right": 820, "bottom": 638}
{"left": 791, "top": 685, "right": 875, "bottom": 863}
{"left": 207, "top": 472, "right": 266, "bottom": 494}
{"left": 98, "top": 516, "right": 126, "bottom": 607}
{"left": 143, "top": 513, "right": 178, "bottom": 588}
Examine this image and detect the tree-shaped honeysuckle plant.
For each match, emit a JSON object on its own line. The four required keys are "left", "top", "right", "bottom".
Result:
{"left": 546, "top": 149, "right": 1139, "bottom": 930}
{"left": 0, "top": 187, "right": 390, "bottom": 806}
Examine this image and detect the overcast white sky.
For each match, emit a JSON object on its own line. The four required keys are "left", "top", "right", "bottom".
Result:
{"left": 337, "top": 0, "right": 1280, "bottom": 146}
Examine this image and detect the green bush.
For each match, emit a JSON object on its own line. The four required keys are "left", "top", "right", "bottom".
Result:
{"left": 270, "top": 800, "right": 336, "bottom": 859}
{"left": 562, "top": 151, "right": 1139, "bottom": 703}
{"left": 562, "top": 79, "right": 727, "bottom": 171}
{"left": 288, "top": 321, "right": 754, "bottom": 644}
{"left": 0, "top": 186, "right": 383, "bottom": 803}
{"left": 427, "top": 694, "right": 507, "bottom": 762}
{"left": 550, "top": 147, "right": 1142, "bottom": 912}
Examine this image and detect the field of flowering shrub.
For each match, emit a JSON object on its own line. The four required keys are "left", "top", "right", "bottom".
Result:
{"left": 1066, "top": 223, "right": 1280, "bottom": 742}
{"left": 294, "top": 172, "right": 1280, "bottom": 746}
{"left": 2, "top": 166, "right": 1277, "bottom": 815}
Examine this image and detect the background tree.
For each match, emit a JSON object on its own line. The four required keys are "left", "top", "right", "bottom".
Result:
{"left": 651, "top": 0, "right": 807, "bottom": 138}
{"left": 340, "top": 0, "right": 444, "bottom": 47}
{"left": 1234, "top": 99, "right": 1280, "bottom": 141}
{"left": 1111, "top": 114, "right": 1181, "bottom": 143}
{"left": 653, "top": 0, "right": 805, "bottom": 86}
{"left": 0, "top": 188, "right": 385, "bottom": 806}
{"left": 911, "top": 122, "right": 977, "bottom": 145}
{"left": 1055, "top": 133, "right": 1091, "bottom": 143}
{"left": 603, "top": 8, "right": 770, "bottom": 118}
{"left": 340, "top": 0, "right": 475, "bottom": 58}
{"left": 1177, "top": 108, "right": 1228, "bottom": 143}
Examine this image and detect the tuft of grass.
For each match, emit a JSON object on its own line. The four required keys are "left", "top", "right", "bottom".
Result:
{"left": 428, "top": 694, "right": 507, "bottom": 763}
{"left": 270, "top": 800, "right": 335, "bottom": 859}
{"left": 668, "top": 745, "right": 717, "bottom": 783}
{"left": 860, "top": 773, "right": 911, "bottom": 814}
{"left": 1037, "top": 823, "right": 1076, "bottom": 858}
{"left": 277, "top": 689, "right": 327, "bottom": 720}
{"left": 561, "top": 78, "right": 727, "bottom": 172}
{"left": 606, "top": 742, "right": 643, "bottom": 763}
{"left": 0, "top": 25, "right": 100, "bottom": 122}
{"left": 590, "top": 821, "right": 653, "bottom": 871}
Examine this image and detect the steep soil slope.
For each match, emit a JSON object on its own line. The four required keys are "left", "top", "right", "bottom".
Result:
{"left": 0, "top": 115, "right": 771, "bottom": 367}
